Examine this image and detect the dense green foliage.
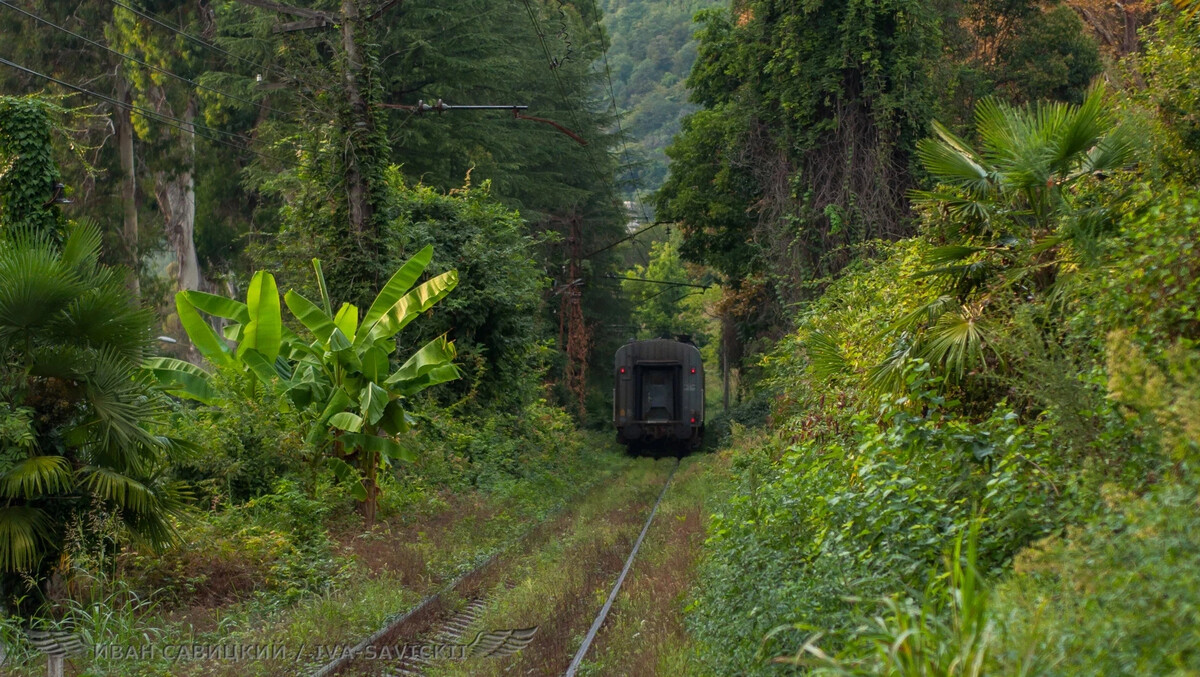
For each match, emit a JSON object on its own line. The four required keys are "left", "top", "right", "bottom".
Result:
{"left": 0, "top": 99, "right": 185, "bottom": 610}
{"left": 683, "top": 7, "right": 1200, "bottom": 674}
{"left": 655, "top": 0, "right": 1106, "bottom": 361}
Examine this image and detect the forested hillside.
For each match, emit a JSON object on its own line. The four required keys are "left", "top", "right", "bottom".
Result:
{"left": 599, "top": 0, "right": 721, "bottom": 198}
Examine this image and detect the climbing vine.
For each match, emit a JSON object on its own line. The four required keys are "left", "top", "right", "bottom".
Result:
{"left": 0, "top": 95, "right": 64, "bottom": 239}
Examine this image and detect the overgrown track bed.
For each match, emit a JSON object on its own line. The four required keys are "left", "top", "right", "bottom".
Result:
{"left": 324, "top": 457, "right": 680, "bottom": 677}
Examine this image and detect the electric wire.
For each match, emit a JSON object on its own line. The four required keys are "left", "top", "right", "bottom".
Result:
{"left": 0, "top": 0, "right": 296, "bottom": 119}
{"left": 0, "top": 56, "right": 288, "bottom": 165}
{"left": 520, "top": 0, "right": 610, "bottom": 192}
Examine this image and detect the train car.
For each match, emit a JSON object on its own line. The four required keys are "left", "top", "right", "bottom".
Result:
{"left": 613, "top": 337, "right": 704, "bottom": 451}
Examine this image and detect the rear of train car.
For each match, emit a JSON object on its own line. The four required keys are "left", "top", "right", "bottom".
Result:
{"left": 613, "top": 338, "right": 704, "bottom": 451}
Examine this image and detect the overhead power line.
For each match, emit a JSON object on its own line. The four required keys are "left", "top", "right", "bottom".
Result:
{"left": 605, "top": 273, "right": 710, "bottom": 289}
{"left": 520, "top": 0, "right": 611, "bottom": 187}
{"left": 581, "top": 220, "right": 671, "bottom": 260}
{"left": 0, "top": 0, "right": 295, "bottom": 119}
{"left": 0, "top": 56, "right": 287, "bottom": 165}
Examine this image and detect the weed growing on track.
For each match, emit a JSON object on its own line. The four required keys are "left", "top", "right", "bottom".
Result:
{"left": 576, "top": 453, "right": 729, "bottom": 676}
{"left": 427, "top": 457, "right": 678, "bottom": 677}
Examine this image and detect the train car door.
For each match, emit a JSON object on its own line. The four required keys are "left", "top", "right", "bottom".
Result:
{"left": 637, "top": 365, "right": 679, "bottom": 422}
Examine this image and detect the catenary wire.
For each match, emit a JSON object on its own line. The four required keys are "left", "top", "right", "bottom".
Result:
{"left": 0, "top": 56, "right": 288, "bottom": 165}
{"left": 0, "top": 0, "right": 296, "bottom": 119}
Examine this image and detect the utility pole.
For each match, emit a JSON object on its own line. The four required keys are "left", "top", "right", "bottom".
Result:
{"left": 559, "top": 214, "right": 591, "bottom": 421}
{"left": 234, "top": 0, "right": 396, "bottom": 237}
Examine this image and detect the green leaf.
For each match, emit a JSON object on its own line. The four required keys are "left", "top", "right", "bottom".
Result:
{"left": 175, "top": 293, "right": 233, "bottom": 368}
{"left": 333, "top": 303, "right": 358, "bottom": 343}
{"left": 239, "top": 271, "right": 282, "bottom": 362}
{"left": 284, "top": 290, "right": 337, "bottom": 344}
{"left": 386, "top": 336, "right": 460, "bottom": 395}
{"left": 0, "top": 506, "right": 52, "bottom": 571}
{"left": 358, "top": 245, "right": 434, "bottom": 342}
{"left": 379, "top": 400, "right": 410, "bottom": 435}
{"left": 328, "top": 327, "right": 352, "bottom": 352}
{"left": 341, "top": 433, "right": 415, "bottom": 463}
{"left": 360, "top": 382, "right": 388, "bottom": 425}
{"left": 328, "top": 412, "right": 364, "bottom": 432}
{"left": 179, "top": 290, "right": 249, "bottom": 324}
{"left": 317, "top": 388, "right": 353, "bottom": 425}
{"left": 325, "top": 457, "right": 367, "bottom": 501}
{"left": 240, "top": 348, "right": 280, "bottom": 386}
{"left": 367, "top": 270, "right": 459, "bottom": 343}
{"left": 143, "top": 357, "right": 215, "bottom": 404}
{"left": 312, "top": 259, "right": 333, "bottom": 316}
{"left": 361, "top": 345, "right": 390, "bottom": 382}
{"left": 82, "top": 468, "right": 153, "bottom": 513}
{"left": 0, "top": 455, "right": 73, "bottom": 499}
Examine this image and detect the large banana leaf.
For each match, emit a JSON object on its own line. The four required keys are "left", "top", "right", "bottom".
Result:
{"left": 359, "top": 382, "right": 389, "bottom": 425}
{"left": 142, "top": 357, "right": 216, "bottom": 404}
{"left": 366, "top": 270, "right": 459, "bottom": 343}
{"left": 179, "top": 290, "right": 249, "bottom": 324}
{"left": 284, "top": 290, "right": 337, "bottom": 344}
{"left": 326, "top": 457, "right": 367, "bottom": 501}
{"left": 340, "top": 433, "right": 415, "bottom": 463}
{"left": 175, "top": 295, "right": 233, "bottom": 368}
{"left": 334, "top": 303, "right": 359, "bottom": 343}
{"left": 357, "top": 245, "right": 434, "bottom": 343}
{"left": 386, "top": 336, "right": 461, "bottom": 396}
{"left": 238, "top": 271, "right": 282, "bottom": 362}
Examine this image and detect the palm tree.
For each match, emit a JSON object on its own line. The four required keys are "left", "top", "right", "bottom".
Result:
{"left": 868, "top": 86, "right": 1139, "bottom": 388}
{"left": 0, "top": 222, "right": 186, "bottom": 608}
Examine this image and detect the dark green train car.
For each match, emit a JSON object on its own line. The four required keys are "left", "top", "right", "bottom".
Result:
{"left": 613, "top": 338, "right": 704, "bottom": 451}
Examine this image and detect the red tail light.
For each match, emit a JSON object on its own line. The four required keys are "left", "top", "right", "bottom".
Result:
{"left": 690, "top": 417, "right": 696, "bottom": 424}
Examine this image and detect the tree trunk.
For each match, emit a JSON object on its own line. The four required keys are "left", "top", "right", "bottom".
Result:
{"left": 360, "top": 446, "right": 378, "bottom": 526}
{"left": 154, "top": 97, "right": 202, "bottom": 292}
{"left": 116, "top": 77, "right": 139, "bottom": 297}
{"left": 340, "top": 0, "right": 373, "bottom": 235}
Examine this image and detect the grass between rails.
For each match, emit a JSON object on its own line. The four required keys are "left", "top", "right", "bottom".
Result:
{"left": 423, "top": 456, "right": 679, "bottom": 677}
{"left": 9, "top": 435, "right": 627, "bottom": 677}
{"left": 574, "top": 452, "right": 729, "bottom": 677}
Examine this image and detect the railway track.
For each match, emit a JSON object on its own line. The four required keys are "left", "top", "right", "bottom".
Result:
{"left": 313, "top": 457, "right": 680, "bottom": 677}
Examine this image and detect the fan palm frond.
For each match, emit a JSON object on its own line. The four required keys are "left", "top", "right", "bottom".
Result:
{"left": 0, "top": 242, "right": 83, "bottom": 340}
{"left": 0, "top": 455, "right": 73, "bottom": 499}
{"left": 81, "top": 467, "right": 154, "bottom": 515}
{"left": 804, "top": 331, "right": 849, "bottom": 379}
{"left": 916, "top": 122, "right": 994, "bottom": 196}
{"left": 0, "top": 506, "right": 52, "bottom": 572}
{"left": 1049, "top": 87, "right": 1111, "bottom": 175}
{"left": 919, "top": 309, "right": 990, "bottom": 381}
{"left": 58, "top": 220, "right": 103, "bottom": 276}
{"left": 868, "top": 333, "right": 917, "bottom": 394}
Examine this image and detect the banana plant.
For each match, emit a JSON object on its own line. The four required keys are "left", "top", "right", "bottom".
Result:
{"left": 148, "top": 246, "right": 460, "bottom": 523}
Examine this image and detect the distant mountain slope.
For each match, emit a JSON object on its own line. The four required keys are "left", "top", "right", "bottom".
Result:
{"left": 600, "top": 0, "right": 722, "bottom": 199}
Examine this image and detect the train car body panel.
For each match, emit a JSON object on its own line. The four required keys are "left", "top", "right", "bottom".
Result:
{"left": 614, "top": 339, "right": 704, "bottom": 450}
